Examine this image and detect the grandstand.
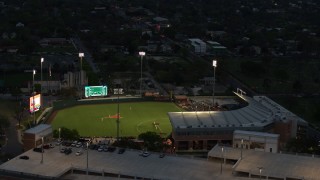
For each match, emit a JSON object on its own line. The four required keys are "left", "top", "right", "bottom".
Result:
{"left": 168, "top": 92, "right": 308, "bottom": 151}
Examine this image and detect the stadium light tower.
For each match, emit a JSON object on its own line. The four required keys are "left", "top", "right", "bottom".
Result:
{"left": 212, "top": 60, "right": 217, "bottom": 108}
{"left": 40, "top": 58, "right": 44, "bottom": 95}
{"left": 79, "top": 52, "right": 84, "bottom": 98}
{"left": 138, "top": 51, "right": 145, "bottom": 97}
{"left": 32, "top": 69, "right": 36, "bottom": 125}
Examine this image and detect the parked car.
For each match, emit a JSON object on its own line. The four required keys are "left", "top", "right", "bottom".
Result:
{"left": 142, "top": 152, "right": 150, "bottom": 157}
{"left": 42, "top": 144, "right": 50, "bottom": 149}
{"left": 33, "top": 148, "right": 43, "bottom": 153}
{"left": 103, "top": 146, "right": 109, "bottom": 152}
{"left": 159, "top": 153, "right": 165, "bottom": 158}
{"left": 75, "top": 150, "right": 83, "bottom": 156}
{"left": 107, "top": 146, "right": 116, "bottom": 152}
{"left": 118, "top": 148, "right": 125, "bottom": 154}
{"left": 97, "top": 146, "right": 104, "bottom": 152}
{"left": 64, "top": 148, "right": 72, "bottom": 155}
{"left": 89, "top": 144, "right": 97, "bottom": 150}
{"left": 19, "top": 156, "right": 29, "bottom": 160}
{"left": 60, "top": 147, "right": 66, "bottom": 153}
{"left": 76, "top": 142, "right": 83, "bottom": 148}
{"left": 71, "top": 141, "right": 77, "bottom": 147}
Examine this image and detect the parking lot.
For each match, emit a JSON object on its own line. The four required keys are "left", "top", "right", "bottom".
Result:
{"left": 0, "top": 140, "right": 249, "bottom": 180}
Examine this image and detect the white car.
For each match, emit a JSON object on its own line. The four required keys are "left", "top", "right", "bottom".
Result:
{"left": 76, "top": 142, "right": 83, "bottom": 148}
{"left": 97, "top": 146, "right": 104, "bottom": 152}
{"left": 75, "top": 150, "right": 83, "bottom": 156}
{"left": 71, "top": 141, "right": 77, "bottom": 147}
{"left": 142, "top": 152, "right": 150, "bottom": 157}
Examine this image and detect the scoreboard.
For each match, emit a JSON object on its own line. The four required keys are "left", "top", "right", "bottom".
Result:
{"left": 29, "top": 94, "right": 41, "bottom": 113}
{"left": 85, "top": 86, "right": 108, "bottom": 98}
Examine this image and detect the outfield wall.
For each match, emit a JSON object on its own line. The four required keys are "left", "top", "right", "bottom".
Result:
{"left": 51, "top": 96, "right": 165, "bottom": 111}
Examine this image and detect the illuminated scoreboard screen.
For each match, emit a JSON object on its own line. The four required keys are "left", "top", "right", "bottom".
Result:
{"left": 29, "top": 94, "right": 41, "bottom": 113}
{"left": 85, "top": 86, "right": 108, "bottom": 98}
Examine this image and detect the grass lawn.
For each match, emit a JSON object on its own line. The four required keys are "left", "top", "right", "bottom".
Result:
{"left": 51, "top": 102, "right": 182, "bottom": 137}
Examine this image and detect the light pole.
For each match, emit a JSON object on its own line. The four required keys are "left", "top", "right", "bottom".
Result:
{"left": 58, "top": 128, "right": 61, "bottom": 151}
{"left": 241, "top": 139, "right": 243, "bottom": 159}
{"left": 86, "top": 142, "right": 89, "bottom": 175}
{"left": 116, "top": 86, "right": 120, "bottom": 142}
{"left": 41, "top": 137, "right": 44, "bottom": 164}
{"left": 32, "top": 69, "right": 36, "bottom": 125}
{"left": 212, "top": 60, "right": 217, "bottom": 107}
{"left": 220, "top": 146, "right": 224, "bottom": 174}
{"left": 79, "top": 52, "right": 84, "bottom": 98}
{"left": 41, "top": 57, "right": 44, "bottom": 95}
{"left": 138, "top": 51, "right": 145, "bottom": 97}
{"left": 258, "top": 167, "right": 263, "bottom": 179}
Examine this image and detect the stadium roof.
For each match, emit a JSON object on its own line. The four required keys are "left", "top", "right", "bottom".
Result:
{"left": 168, "top": 93, "right": 307, "bottom": 130}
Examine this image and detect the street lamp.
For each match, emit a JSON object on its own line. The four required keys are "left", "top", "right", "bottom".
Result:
{"left": 220, "top": 146, "right": 224, "bottom": 174}
{"left": 58, "top": 128, "right": 61, "bottom": 151}
{"left": 40, "top": 57, "right": 44, "bottom": 95}
{"left": 41, "top": 137, "right": 44, "bottom": 164}
{"left": 79, "top": 52, "right": 84, "bottom": 98}
{"left": 241, "top": 139, "right": 244, "bottom": 159}
{"left": 79, "top": 52, "right": 84, "bottom": 72}
{"left": 212, "top": 60, "right": 217, "bottom": 107}
{"left": 138, "top": 51, "right": 145, "bottom": 97}
{"left": 116, "top": 88, "right": 120, "bottom": 142}
{"left": 258, "top": 167, "right": 263, "bottom": 179}
{"left": 32, "top": 69, "right": 36, "bottom": 125}
{"left": 86, "top": 142, "right": 89, "bottom": 175}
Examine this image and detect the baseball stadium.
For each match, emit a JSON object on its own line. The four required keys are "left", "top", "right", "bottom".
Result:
{"left": 49, "top": 97, "right": 183, "bottom": 138}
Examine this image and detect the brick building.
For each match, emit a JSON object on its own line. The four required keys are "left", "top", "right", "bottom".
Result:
{"left": 23, "top": 124, "right": 53, "bottom": 151}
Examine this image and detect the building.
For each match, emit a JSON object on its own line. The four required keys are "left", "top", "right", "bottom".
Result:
{"left": 38, "top": 38, "right": 70, "bottom": 47}
{"left": 61, "top": 70, "right": 88, "bottom": 88}
{"left": 206, "top": 41, "right": 228, "bottom": 56}
{"left": 168, "top": 93, "right": 307, "bottom": 151}
{"left": 22, "top": 124, "right": 53, "bottom": 151}
{"left": 28, "top": 71, "right": 88, "bottom": 94}
{"left": 187, "top": 38, "right": 206, "bottom": 55}
{"left": 233, "top": 130, "right": 279, "bottom": 153}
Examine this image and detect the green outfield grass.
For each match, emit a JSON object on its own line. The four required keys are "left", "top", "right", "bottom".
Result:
{"left": 51, "top": 102, "right": 182, "bottom": 137}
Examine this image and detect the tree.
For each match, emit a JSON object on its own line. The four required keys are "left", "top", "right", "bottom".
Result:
{"left": 138, "top": 131, "right": 163, "bottom": 151}
{"left": 52, "top": 127, "right": 80, "bottom": 140}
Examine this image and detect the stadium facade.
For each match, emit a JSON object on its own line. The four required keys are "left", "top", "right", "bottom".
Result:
{"left": 168, "top": 93, "right": 308, "bottom": 151}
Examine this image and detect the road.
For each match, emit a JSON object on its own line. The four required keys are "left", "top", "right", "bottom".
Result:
{"left": 1, "top": 117, "right": 23, "bottom": 160}
{"left": 71, "top": 36, "right": 100, "bottom": 73}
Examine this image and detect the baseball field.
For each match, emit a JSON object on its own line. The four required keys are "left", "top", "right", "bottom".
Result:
{"left": 51, "top": 102, "right": 182, "bottom": 137}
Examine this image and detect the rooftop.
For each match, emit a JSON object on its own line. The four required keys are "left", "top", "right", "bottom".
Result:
{"left": 208, "top": 145, "right": 320, "bottom": 180}
{"left": 0, "top": 145, "right": 249, "bottom": 180}
{"left": 24, "top": 124, "right": 52, "bottom": 134}
{"left": 168, "top": 93, "right": 307, "bottom": 130}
